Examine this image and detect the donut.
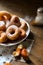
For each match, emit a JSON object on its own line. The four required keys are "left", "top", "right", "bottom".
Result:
{"left": 10, "top": 15, "right": 27, "bottom": 30}
{"left": 2, "top": 15, "right": 10, "bottom": 28}
{"left": 19, "top": 28, "right": 26, "bottom": 38}
{"left": 0, "top": 21, "right": 6, "bottom": 31}
{"left": 0, "top": 11, "right": 11, "bottom": 21}
{"left": 0, "top": 31, "right": 7, "bottom": 42}
{"left": 19, "top": 21, "right": 27, "bottom": 31}
{"left": 2, "top": 15, "right": 8, "bottom": 21}
{"left": 6, "top": 25, "right": 20, "bottom": 40}
{"left": 10, "top": 15, "right": 21, "bottom": 27}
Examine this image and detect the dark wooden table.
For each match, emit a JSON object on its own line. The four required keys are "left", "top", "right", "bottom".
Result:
{"left": 0, "top": 0, "right": 43, "bottom": 65}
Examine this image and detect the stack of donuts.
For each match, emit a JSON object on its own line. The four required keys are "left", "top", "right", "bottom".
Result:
{"left": 0, "top": 11, "right": 27, "bottom": 43}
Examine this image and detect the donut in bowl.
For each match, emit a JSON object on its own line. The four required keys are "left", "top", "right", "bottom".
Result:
{"left": 10, "top": 15, "right": 21, "bottom": 27}
{"left": 10, "top": 15, "right": 27, "bottom": 31}
{"left": 6, "top": 25, "right": 20, "bottom": 40}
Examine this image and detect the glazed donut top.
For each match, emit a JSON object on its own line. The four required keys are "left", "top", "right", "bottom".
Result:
{"left": 8, "top": 25, "right": 19, "bottom": 30}
{"left": 6, "top": 25, "right": 19, "bottom": 36}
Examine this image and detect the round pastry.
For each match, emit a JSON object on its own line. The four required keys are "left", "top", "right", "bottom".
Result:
{"left": 19, "top": 21, "right": 27, "bottom": 31}
{"left": 0, "top": 31, "right": 7, "bottom": 42}
{"left": 10, "top": 15, "right": 21, "bottom": 27}
{"left": 6, "top": 25, "right": 20, "bottom": 40}
{"left": 0, "top": 11, "right": 11, "bottom": 21}
{"left": 0, "top": 21, "right": 6, "bottom": 31}
{"left": 19, "top": 28, "right": 26, "bottom": 38}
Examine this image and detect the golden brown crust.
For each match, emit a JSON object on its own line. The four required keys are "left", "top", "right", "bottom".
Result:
{"left": 0, "top": 31, "right": 7, "bottom": 42}
{"left": 21, "top": 48, "right": 28, "bottom": 57}
{"left": 0, "top": 11, "right": 11, "bottom": 21}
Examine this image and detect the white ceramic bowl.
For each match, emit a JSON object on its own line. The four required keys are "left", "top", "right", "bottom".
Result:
{"left": 0, "top": 17, "right": 30, "bottom": 46}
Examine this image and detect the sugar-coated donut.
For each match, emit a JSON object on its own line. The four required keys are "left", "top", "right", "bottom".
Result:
{"left": 10, "top": 15, "right": 21, "bottom": 27}
{"left": 0, "top": 21, "right": 6, "bottom": 31}
{"left": 0, "top": 11, "right": 11, "bottom": 21}
{"left": 0, "top": 31, "right": 7, "bottom": 42}
{"left": 19, "top": 28, "right": 26, "bottom": 38}
{"left": 6, "top": 25, "right": 20, "bottom": 40}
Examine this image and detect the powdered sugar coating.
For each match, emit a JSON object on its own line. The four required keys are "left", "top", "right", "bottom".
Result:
{"left": 0, "top": 21, "right": 5, "bottom": 26}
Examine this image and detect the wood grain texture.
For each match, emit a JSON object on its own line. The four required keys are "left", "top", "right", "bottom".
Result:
{"left": 29, "top": 34, "right": 43, "bottom": 65}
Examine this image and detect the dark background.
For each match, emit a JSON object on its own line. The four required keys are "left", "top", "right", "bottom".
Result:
{"left": 0, "top": 0, "right": 43, "bottom": 17}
